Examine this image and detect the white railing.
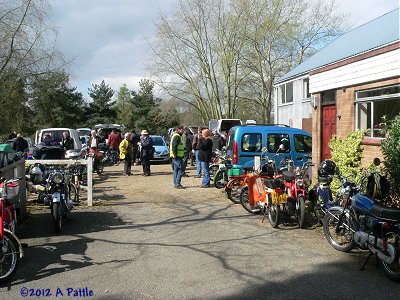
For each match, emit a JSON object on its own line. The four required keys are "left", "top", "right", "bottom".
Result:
{"left": 25, "top": 156, "right": 94, "bottom": 206}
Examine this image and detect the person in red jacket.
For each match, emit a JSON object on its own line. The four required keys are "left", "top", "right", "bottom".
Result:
{"left": 107, "top": 130, "right": 121, "bottom": 152}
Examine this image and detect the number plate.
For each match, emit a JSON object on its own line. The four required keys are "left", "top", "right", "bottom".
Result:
{"left": 52, "top": 192, "right": 61, "bottom": 202}
{"left": 271, "top": 192, "right": 287, "bottom": 204}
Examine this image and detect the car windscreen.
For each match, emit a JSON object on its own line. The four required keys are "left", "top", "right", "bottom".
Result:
{"left": 152, "top": 136, "right": 165, "bottom": 146}
{"left": 41, "top": 130, "right": 64, "bottom": 143}
{"left": 294, "top": 134, "right": 312, "bottom": 153}
{"left": 78, "top": 130, "right": 91, "bottom": 137}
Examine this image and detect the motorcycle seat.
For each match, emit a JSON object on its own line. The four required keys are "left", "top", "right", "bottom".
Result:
{"left": 370, "top": 204, "right": 400, "bottom": 222}
{"left": 282, "top": 171, "right": 295, "bottom": 181}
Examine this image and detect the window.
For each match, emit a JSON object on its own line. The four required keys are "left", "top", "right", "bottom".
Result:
{"left": 303, "top": 78, "right": 310, "bottom": 99}
{"left": 356, "top": 84, "right": 400, "bottom": 138}
{"left": 241, "top": 133, "right": 262, "bottom": 152}
{"left": 267, "top": 134, "right": 290, "bottom": 153}
{"left": 278, "top": 82, "right": 294, "bottom": 104}
{"left": 321, "top": 89, "right": 336, "bottom": 104}
{"left": 294, "top": 134, "right": 312, "bottom": 153}
{"left": 152, "top": 136, "right": 165, "bottom": 146}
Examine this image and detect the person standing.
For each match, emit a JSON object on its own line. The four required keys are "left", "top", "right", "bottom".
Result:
{"left": 12, "top": 134, "right": 29, "bottom": 152}
{"left": 88, "top": 130, "right": 102, "bottom": 173}
{"left": 119, "top": 133, "right": 132, "bottom": 176}
{"left": 182, "top": 127, "right": 192, "bottom": 177}
{"left": 170, "top": 126, "right": 185, "bottom": 189}
{"left": 107, "top": 129, "right": 121, "bottom": 152}
{"left": 139, "top": 130, "right": 153, "bottom": 176}
{"left": 130, "top": 129, "right": 140, "bottom": 165}
{"left": 198, "top": 129, "right": 213, "bottom": 188}
{"left": 61, "top": 131, "right": 74, "bottom": 152}
{"left": 211, "top": 131, "right": 224, "bottom": 152}
{"left": 192, "top": 127, "right": 203, "bottom": 178}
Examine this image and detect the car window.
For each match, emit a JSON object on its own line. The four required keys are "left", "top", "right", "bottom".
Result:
{"left": 152, "top": 137, "right": 165, "bottom": 146}
{"left": 294, "top": 134, "right": 312, "bottom": 153}
{"left": 41, "top": 130, "right": 64, "bottom": 143}
{"left": 267, "top": 134, "right": 290, "bottom": 153}
{"left": 241, "top": 133, "right": 262, "bottom": 152}
{"left": 226, "top": 129, "right": 235, "bottom": 151}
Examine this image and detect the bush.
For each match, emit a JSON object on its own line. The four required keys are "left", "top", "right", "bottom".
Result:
{"left": 380, "top": 115, "right": 400, "bottom": 204}
{"left": 329, "top": 131, "right": 364, "bottom": 190}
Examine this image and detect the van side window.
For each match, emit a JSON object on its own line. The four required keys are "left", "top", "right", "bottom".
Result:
{"left": 294, "top": 134, "right": 312, "bottom": 153}
{"left": 267, "top": 134, "right": 290, "bottom": 153}
{"left": 241, "top": 133, "right": 262, "bottom": 152}
{"left": 226, "top": 130, "right": 235, "bottom": 151}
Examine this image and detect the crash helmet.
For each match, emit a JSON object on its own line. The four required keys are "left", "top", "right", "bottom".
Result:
{"left": 30, "top": 163, "right": 46, "bottom": 184}
{"left": 318, "top": 160, "right": 336, "bottom": 183}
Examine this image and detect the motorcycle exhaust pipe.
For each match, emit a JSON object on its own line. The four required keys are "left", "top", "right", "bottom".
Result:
{"left": 354, "top": 231, "right": 396, "bottom": 264}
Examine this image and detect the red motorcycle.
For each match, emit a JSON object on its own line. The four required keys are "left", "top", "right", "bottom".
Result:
{"left": 0, "top": 178, "right": 24, "bottom": 283}
{"left": 267, "top": 161, "right": 313, "bottom": 228}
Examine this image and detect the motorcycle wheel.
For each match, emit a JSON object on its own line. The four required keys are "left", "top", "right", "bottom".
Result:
{"left": 214, "top": 170, "right": 227, "bottom": 189}
{"left": 67, "top": 182, "right": 78, "bottom": 203}
{"left": 268, "top": 202, "right": 280, "bottom": 228}
{"left": 297, "top": 195, "right": 306, "bottom": 229}
{"left": 0, "top": 231, "right": 20, "bottom": 284}
{"left": 240, "top": 186, "right": 261, "bottom": 214}
{"left": 52, "top": 202, "right": 62, "bottom": 234}
{"left": 322, "top": 209, "right": 356, "bottom": 252}
{"left": 380, "top": 231, "right": 400, "bottom": 282}
{"left": 226, "top": 180, "right": 241, "bottom": 204}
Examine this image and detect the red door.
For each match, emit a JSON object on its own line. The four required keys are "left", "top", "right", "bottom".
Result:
{"left": 321, "top": 105, "right": 336, "bottom": 161}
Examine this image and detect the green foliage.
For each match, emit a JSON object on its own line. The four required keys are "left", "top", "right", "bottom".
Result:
{"left": 115, "top": 84, "right": 135, "bottom": 128}
{"left": 380, "top": 115, "right": 400, "bottom": 199}
{"left": 87, "top": 80, "right": 116, "bottom": 126}
{"left": 30, "top": 71, "right": 87, "bottom": 129}
{"left": 329, "top": 131, "right": 364, "bottom": 190}
{"left": 0, "top": 73, "right": 33, "bottom": 136}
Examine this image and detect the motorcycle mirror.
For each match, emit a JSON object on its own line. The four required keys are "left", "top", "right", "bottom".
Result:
{"left": 261, "top": 146, "right": 268, "bottom": 152}
{"left": 373, "top": 157, "right": 381, "bottom": 166}
{"left": 279, "top": 144, "right": 285, "bottom": 151}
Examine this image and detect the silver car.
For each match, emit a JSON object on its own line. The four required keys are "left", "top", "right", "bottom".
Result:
{"left": 150, "top": 135, "right": 169, "bottom": 164}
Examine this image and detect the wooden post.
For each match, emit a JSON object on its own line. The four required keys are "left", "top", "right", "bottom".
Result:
{"left": 87, "top": 156, "right": 93, "bottom": 206}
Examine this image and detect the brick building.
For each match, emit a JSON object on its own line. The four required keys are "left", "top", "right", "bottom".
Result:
{"left": 274, "top": 9, "right": 400, "bottom": 175}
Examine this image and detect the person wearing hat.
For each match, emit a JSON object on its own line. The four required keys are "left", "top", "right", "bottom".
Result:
{"left": 119, "top": 133, "right": 132, "bottom": 176}
{"left": 139, "top": 130, "right": 153, "bottom": 176}
{"left": 170, "top": 126, "right": 185, "bottom": 189}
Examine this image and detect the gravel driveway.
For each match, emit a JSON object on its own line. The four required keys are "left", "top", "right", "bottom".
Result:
{"left": 1, "top": 163, "right": 399, "bottom": 299}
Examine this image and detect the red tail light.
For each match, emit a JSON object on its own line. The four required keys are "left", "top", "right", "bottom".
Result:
{"left": 233, "top": 141, "right": 238, "bottom": 164}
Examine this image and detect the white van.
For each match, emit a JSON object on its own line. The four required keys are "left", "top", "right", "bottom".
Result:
{"left": 35, "top": 128, "right": 82, "bottom": 149}
{"left": 208, "top": 119, "right": 242, "bottom": 133}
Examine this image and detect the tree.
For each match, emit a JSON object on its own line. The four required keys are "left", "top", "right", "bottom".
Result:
{"left": 115, "top": 84, "right": 135, "bottom": 128}
{"left": 148, "top": 0, "right": 348, "bottom": 123}
{"left": 0, "top": 0, "right": 65, "bottom": 95}
{"left": 29, "top": 71, "right": 86, "bottom": 129}
{"left": 87, "top": 80, "right": 115, "bottom": 126}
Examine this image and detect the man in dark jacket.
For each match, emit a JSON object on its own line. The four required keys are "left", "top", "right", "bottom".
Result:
{"left": 130, "top": 130, "right": 140, "bottom": 165}
{"left": 198, "top": 129, "right": 213, "bottom": 188}
{"left": 12, "top": 134, "right": 29, "bottom": 152}
{"left": 211, "top": 131, "right": 224, "bottom": 152}
{"left": 61, "top": 131, "right": 74, "bottom": 151}
{"left": 139, "top": 130, "right": 153, "bottom": 176}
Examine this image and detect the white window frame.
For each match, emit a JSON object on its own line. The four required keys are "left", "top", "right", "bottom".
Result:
{"left": 355, "top": 84, "right": 400, "bottom": 139}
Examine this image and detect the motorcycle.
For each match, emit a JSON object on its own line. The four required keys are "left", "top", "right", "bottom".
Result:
{"left": 46, "top": 169, "right": 74, "bottom": 233}
{"left": 0, "top": 178, "right": 24, "bottom": 283}
{"left": 213, "top": 154, "right": 232, "bottom": 189}
{"left": 323, "top": 159, "right": 400, "bottom": 281}
{"left": 224, "top": 166, "right": 252, "bottom": 204}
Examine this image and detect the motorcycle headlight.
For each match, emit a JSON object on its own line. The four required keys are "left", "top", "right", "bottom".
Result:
{"left": 51, "top": 172, "right": 64, "bottom": 184}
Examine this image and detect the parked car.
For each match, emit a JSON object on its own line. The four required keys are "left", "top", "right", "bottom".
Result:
{"left": 35, "top": 128, "right": 82, "bottom": 150}
{"left": 226, "top": 124, "right": 312, "bottom": 173}
{"left": 150, "top": 135, "right": 169, "bottom": 164}
{"left": 76, "top": 128, "right": 92, "bottom": 137}
{"left": 94, "top": 124, "right": 124, "bottom": 142}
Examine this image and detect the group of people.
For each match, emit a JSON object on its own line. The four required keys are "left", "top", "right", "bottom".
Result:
{"left": 116, "top": 130, "right": 154, "bottom": 176}
{"left": 170, "top": 126, "right": 226, "bottom": 189}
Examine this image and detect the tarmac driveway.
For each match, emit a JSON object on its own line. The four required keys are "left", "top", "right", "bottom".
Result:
{"left": 1, "top": 164, "right": 399, "bottom": 299}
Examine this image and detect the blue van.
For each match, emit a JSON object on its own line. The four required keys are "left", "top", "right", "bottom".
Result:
{"left": 226, "top": 125, "right": 312, "bottom": 171}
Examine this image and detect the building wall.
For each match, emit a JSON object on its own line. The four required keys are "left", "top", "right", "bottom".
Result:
{"left": 311, "top": 77, "right": 399, "bottom": 179}
{"left": 275, "top": 77, "right": 312, "bottom": 130}
{"left": 310, "top": 48, "right": 400, "bottom": 93}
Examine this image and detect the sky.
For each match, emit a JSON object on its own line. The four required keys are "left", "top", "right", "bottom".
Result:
{"left": 50, "top": 0, "right": 399, "bottom": 99}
